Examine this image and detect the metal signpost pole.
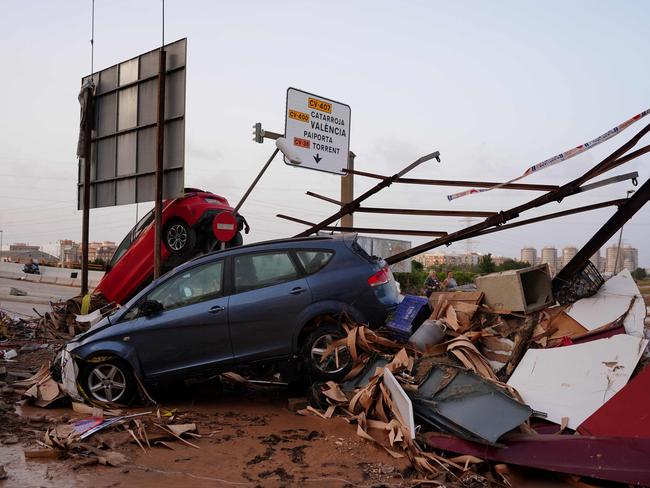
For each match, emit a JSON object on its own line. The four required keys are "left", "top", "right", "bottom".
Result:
{"left": 154, "top": 47, "right": 166, "bottom": 280}
{"left": 613, "top": 189, "right": 636, "bottom": 273}
{"left": 340, "top": 152, "right": 355, "bottom": 229}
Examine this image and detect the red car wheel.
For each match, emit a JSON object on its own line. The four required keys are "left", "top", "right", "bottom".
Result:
{"left": 164, "top": 219, "right": 196, "bottom": 254}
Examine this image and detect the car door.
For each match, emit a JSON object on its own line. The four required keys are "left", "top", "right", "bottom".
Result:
{"left": 228, "top": 250, "right": 311, "bottom": 363}
{"left": 128, "top": 258, "right": 233, "bottom": 378}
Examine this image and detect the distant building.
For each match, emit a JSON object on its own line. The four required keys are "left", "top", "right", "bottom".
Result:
{"left": 88, "top": 241, "right": 117, "bottom": 263}
{"left": 604, "top": 244, "right": 639, "bottom": 274}
{"left": 520, "top": 247, "right": 537, "bottom": 267}
{"left": 590, "top": 250, "right": 603, "bottom": 272}
{"left": 561, "top": 246, "right": 577, "bottom": 268}
{"left": 0, "top": 242, "right": 57, "bottom": 264}
{"left": 60, "top": 239, "right": 81, "bottom": 266}
{"left": 9, "top": 243, "right": 40, "bottom": 253}
{"left": 541, "top": 247, "right": 558, "bottom": 275}
{"left": 356, "top": 236, "right": 411, "bottom": 273}
{"left": 414, "top": 252, "right": 481, "bottom": 268}
{"left": 622, "top": 245, "right": 639, "bottom": 272}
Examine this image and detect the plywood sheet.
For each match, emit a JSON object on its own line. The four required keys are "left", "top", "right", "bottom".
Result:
{"left": 507, "top": 334, "right": 648, "bottom": 429}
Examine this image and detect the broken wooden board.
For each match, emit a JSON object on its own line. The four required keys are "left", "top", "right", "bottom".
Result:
{"left": 429, "top": 291, "right": 483, "bottom": 310}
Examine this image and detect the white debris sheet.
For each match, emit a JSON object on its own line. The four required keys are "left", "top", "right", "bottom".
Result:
{"left": 566, "top": 269, "right": 646, "bottom": 337}
{"left": 507, "top": 334, "right": 648, "bottom": 429}
{"left": 383, "top": 368, "right": 416, "bottom": 440}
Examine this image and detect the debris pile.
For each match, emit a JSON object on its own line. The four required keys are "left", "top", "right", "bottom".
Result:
{"left": 0, "top": 293, "right": 111, "bottom": 343}
{"left": 308, "top": 267, "right": 649, "bottom": 485}
{"left": 36, "top": 294, "right": 110, "bottom": 339}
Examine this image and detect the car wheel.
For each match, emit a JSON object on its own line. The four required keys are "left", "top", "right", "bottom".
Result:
{"left": 79, "top": 357, "right": 137, "bottom": 405}
{"left": 164, "top": 219, "right": 195, "bottom": 254}
{"left": 302, "top": 324, "right": 352, "bottom": 381}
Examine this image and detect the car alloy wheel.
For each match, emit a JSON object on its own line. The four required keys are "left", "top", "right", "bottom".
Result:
{"left": 310, "top": 333, "right": 351, "bottom": 375}
{"left": 166, "top": 223, "right": 188, "bottom": 251}
{"left": 87, "top": 363, "right": 127, "bottom": 403}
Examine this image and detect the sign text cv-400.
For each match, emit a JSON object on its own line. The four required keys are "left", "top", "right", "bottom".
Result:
{"left": 284, "top": 88, "right": 351, "bottom": 175}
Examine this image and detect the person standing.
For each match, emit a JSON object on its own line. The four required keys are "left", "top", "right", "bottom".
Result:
{"left": 442, "top": 271, "right": 458, "bottom": 290}
{"left": 424, "top": 270, "right": 441, "bottom": 296}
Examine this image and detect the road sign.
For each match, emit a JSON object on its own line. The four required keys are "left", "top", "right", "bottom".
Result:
{"left": 212, "top": 212, "right": 238, "bottom": 242}
{"left": 77, "top": 38, "right": 187, "bottom": 209}
{"left": 284, "top": 88, "right": 351, "bottom": 175}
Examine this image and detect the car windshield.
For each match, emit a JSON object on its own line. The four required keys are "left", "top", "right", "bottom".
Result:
{"left": 108, "top": 210, "right": 154, "bottom": 268}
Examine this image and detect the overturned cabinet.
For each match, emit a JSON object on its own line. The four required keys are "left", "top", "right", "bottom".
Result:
{"left": 475, "top": 264, "right": 553, "bottom": 314}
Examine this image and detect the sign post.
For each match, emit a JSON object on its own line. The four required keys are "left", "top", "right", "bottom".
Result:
{"left": 154, "top": 47, "right": 166, "bottom": 279}
{"left": 283, "top": 88, "right": 351, "bottom": 175}
{"left": 213, "top": 212, "right": 238, "bottom": 250}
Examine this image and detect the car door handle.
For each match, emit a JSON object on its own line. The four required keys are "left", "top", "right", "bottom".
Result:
{"left": 208, "top": 305, "right": 225, "bottom": 314}
{"left": 290, "top": 287, "right": 307, "bottom": 295}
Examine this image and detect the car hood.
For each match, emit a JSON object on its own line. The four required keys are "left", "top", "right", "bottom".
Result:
{"left": 69, "top": 307, "right": 127, "bottom": 345}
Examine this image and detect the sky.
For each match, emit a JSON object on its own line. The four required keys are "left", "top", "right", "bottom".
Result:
{"left": 0, "top": 0, "right": 648, "bottom": 266}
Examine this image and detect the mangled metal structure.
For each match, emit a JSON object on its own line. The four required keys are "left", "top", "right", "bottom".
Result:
{"left": 279, "top": 121, "right": 650, "bottom": 301}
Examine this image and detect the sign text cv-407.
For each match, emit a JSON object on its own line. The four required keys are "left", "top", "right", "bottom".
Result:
{"left": 284, "top": 88, "right": 351, "bottom": 175}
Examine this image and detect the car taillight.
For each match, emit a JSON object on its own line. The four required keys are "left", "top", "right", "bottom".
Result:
{"left": 368, "top": 265, "right": 391, "bottom": 287}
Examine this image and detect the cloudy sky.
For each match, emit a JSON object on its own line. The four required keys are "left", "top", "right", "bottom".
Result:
{"left": 1, "top": 0, "right": 648, "bottom": 265}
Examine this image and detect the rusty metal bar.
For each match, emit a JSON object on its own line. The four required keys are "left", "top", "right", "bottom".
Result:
{"left": 305, "top": 192, "right": 498, "bottom": 218}
{"left": 291, "top": 150, "right": 441, "bottom": 237}
{"left": 554, "top": 179, "right": 650, "bottom": 287}
{"left": 306, "top": 191, "right": 343, "bottom": 205}
{"left": 386, "top": 123, "right": 650, "bottom": 264}
{"left": 577, "top": 171, "right": 638, "bottom": 193}
{"left": 278, "top": 214, "right": 447, "bottom": 237}
{"left": 344, "top": 168, "right": 560, "bottom": 192}
{"left": 233, "top": 148, "right": 279, "bottom": 214}
{"left": 473, "top": 199, "right": 627, "bottom": 237}
{"left": 357, "top": 207, "right": 498, "bottom": 217}
{"left": 323, "top": 227, "right": 447, "bottom": 237}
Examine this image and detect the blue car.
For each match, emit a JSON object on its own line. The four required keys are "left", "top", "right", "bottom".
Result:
{"left": 61, "top": 234, "right": 399, "bottom": 404}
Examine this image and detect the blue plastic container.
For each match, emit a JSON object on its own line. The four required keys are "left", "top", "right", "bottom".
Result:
{"left": 385, "top": 295, "right": 430, "bottom": 337}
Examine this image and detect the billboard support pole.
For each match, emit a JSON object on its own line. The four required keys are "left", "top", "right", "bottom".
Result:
{"left": 154, "top": 47, "right": 166, "bottom": 280}
{"left": 81, "top": 132, "right": 91, "bottom": 295}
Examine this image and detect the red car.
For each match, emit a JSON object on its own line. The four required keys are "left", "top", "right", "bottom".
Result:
{"left": 95, "top": 188, "right": 248, "bottom": 305}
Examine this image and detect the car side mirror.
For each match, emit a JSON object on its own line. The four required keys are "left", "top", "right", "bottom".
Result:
{"left": 140, "top": 299, "right": 164, "bottom": 317}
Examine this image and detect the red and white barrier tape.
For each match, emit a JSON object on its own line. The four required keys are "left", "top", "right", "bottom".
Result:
{"left": 447, "top": 108, "right": 650, "bottom": 201}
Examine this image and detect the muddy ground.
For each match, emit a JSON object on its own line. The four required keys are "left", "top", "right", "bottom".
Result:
{"left": 0, "top": 348, "right": 417, "bottom": 488}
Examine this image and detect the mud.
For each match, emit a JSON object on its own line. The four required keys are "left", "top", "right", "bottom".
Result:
{"left": 0, "top": 375, "right": 413, "bottom": 487}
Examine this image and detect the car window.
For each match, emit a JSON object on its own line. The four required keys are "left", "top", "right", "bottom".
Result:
{"left": 133, "top": 209, "right": 154, "bottom": 240}
{"left": 235, "top": 252, "right": 299, "bottom": 293}
{"left": 108, "top": 209, "right": 154, "bottom": 268}
{"left": 296, "top": 250, "right": 334, "bottom": 274}
{"left": 145, "top": 260, "right": 224, "bottom": 311}
{"left": 109, "top": 233, "right": 132, "bottom": 268}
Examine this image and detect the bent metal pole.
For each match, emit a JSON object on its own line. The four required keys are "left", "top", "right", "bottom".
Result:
{"left": 386, "top": 122, "right": 650, "bottom": 264}
{"left": 291, "top": 151, "right": 441, "bottom": 238}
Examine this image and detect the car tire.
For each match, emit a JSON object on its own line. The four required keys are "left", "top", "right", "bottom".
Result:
{"left": 164, "top": 219, "right": 196, "bottom": 254}
{"left": 78, "top": 356, "right": 137, "bottom": 405}
{"left": 302, "top": 323, "right": 352, "bottom": 381}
